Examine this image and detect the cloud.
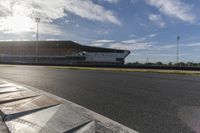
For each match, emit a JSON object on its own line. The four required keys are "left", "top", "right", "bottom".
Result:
{"left": 101, "top": 0, "right": 119, "bottom": 4}
{"left": 122, "top": 37, "right": 146, "bottom": 44}
{"left": 35, "top": 0, "right": 121, "bottom": 25}
{"left": 149, "top": 44, "right": 176, "bottom": 51}
{"left": 64, "top": 0, "right": 121, "bottom": 25}
{"left": 129, "top": 34, "right": 136, "bottom": 38}
{"left": 148, "top": 14, "right": 165, "bottom": 27}
{"left": 147, "top": 33, "right": 158, "bottom": 38}
{"left": 185, "top": 42, "right": 200, "bottom": 47}
{"left": 39, "top": 23, "right": 63, "bottom": 35}
{"left": 146, "top": 0, "right": 195, "bottom": 23}
{"left": 130, "top": 0, "right": 138, "bottom": 4}
{"left": 109, "top": 42, "right": 151, "bottom": 50}
{"left": 90, "top": 37, "right": 178, "bottom": 52}
{"left": 0, "top": 0, "right": 121, "bottom": 35}
{"left": 75, "top": 24, "right": 80, "bottom": 28}
{"left": 0, "top": 16, "right": 63, "bottom": 35}
{"left": 90, "top": 39, "right": 114, "bottom": 47}
{"left": 90, "top": 37, "right": 152, "bottom": 50}
{"left": 63, "top": 19, "right": 70, "bottom": 24}
{"left": 97, "top": 29, "right": 110, "bottom": 35}
{"left": 93, "top": 39, "right": 115, "bottom": 43}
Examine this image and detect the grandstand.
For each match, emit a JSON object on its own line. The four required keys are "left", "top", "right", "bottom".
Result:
{"left": 0, "top": 41, "right": 130, "bottom": 65}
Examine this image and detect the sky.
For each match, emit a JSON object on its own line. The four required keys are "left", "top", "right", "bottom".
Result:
{"left": 0, "top": 0, "right": 200, "bottom": 63}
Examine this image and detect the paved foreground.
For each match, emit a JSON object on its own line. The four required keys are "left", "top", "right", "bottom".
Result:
{"left": 0, "top": 65, "right": 200, "bottom": 133}
{"left": 0, "top": 80, "right": 135, "bottom": 133}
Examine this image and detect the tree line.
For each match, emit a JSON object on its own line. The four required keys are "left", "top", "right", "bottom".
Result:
{"left": 126, "top": 62, "right": 200, "bottom": 67}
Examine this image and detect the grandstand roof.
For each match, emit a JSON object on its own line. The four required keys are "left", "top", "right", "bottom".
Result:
{"left": 0, "top": 41, "right": 128, "bottom": 53}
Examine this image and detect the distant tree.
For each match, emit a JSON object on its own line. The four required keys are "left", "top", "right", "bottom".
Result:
{"left": 144, "top": 62, "right": 155, "bottom": 66}
{"left": 198, "top": 63, "right": 200, "bottom": 68}
{"left": 187, "top": 62, "right": 193, "bottom": 67}
{"left": 126, "top": 61, "right": 142, "bottom": 66}
{"left": 127, "top": 61, "right": 200, "bottom": 68}
{"left": 168, "top": 62, "right": 173, "bottom": 66}
{"left": 155, "top": 62, "right": 163, "bottom": 66}
{"left": 134, "top": 61, "right": 140, "bottom": 65}
{"left": 179, "top": 62, "right": 186, "bottom": 67}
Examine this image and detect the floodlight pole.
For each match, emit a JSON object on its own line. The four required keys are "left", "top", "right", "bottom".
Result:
{"left": 35, "top": 17, "right": 40, "bottom": 64}
{"left": 177, "top": 36, "right": 180, "bottom": 65}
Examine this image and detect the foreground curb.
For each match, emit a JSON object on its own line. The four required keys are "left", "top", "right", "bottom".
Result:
{"left": 0, "top": 79, "right": 137, "bottom": 133}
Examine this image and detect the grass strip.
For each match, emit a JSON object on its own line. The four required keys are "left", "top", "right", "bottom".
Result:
{"left": 48, "top": 66, "right": 200, "bottom": 76}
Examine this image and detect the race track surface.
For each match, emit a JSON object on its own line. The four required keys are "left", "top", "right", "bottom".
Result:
{"left": 0, "top": 65, "right": 200, "bottom": 133}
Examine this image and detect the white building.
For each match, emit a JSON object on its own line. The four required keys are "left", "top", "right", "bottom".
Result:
{"left": 0, "top": 41, "right": 130, "bottom": 65}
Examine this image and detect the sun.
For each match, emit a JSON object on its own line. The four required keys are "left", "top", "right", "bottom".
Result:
{"left": 0, "top": 1, "right": 36, "bottom": 34}
{"left": 1, "top": 15, "right": 35, "bottom": 34}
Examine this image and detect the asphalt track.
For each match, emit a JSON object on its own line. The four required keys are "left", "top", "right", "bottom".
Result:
{"left": 0, "top": 65, "right": 200, "bottom": 133}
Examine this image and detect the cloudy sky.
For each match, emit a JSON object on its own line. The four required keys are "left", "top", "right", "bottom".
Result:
{"left": 0, "top": 0, "right": 200, "bottom": 63}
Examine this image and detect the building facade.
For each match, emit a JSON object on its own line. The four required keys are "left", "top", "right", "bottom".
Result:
{"left": 0, "top": 41, "right": 130, "bottom": 65}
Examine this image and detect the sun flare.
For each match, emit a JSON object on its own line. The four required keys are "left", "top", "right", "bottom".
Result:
{"left": 0, "top": 15, "right": 35, "bottom": 33}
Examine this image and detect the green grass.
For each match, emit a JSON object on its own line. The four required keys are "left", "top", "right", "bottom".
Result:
{"left": 0, "top": 65, "right": 16, "bottom": 67}
{"left": 48, "top": 66, "right": 200, "bottom": 76}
